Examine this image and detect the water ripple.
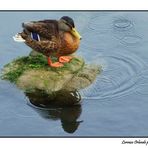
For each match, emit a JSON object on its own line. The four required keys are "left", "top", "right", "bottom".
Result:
{"left": 136, "top": 83, "right": 148, "bottom": 95}
{"left": 121, "top": 35, "right": 142, "bottom": 46}
{"left": 113, "top": 18, "right": 133, "bottom": 31}
{"left": 87, "top": 14, "right": 113, "bottom": 32}
{"left": 80, "top": 50, "right": 146, "bottom": 100}
{"left": 112, "top": 17, "right": 135, "bottom": 40}
{"left": 135, "top": 70, "right": 148, "bottom": 96}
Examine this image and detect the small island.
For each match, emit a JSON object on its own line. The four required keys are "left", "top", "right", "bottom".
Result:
{"left": 1, "top": 52, "right": 101, "bottom": 106}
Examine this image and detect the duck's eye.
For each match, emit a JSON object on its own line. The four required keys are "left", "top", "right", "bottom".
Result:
{"left": 65, "top": 22, "right": 72, "bottom": 29}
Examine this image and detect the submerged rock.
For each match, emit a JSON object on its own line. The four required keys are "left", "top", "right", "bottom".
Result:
{"left": 1, "top": 53, "right": 101, "bottom": 106}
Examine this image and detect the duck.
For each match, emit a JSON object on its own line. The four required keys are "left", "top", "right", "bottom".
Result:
{"left": 14, "top": 16, "right": 82, "bottom": 68}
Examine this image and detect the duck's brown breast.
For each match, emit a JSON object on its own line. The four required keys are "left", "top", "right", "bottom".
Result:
{"left": 58, "top": 32, "right": 80, "bottom": 56}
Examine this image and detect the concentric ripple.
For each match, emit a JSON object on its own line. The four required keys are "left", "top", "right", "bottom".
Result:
{"left": 80, "top": 50, "right": 146, "bottom": 100}
{"left": 136, "top": 84, "right": 148, "bottom": 95}
{"left": 88, "top": 14, "right": 113, "bottom": 32}
{"left": 112, "top": 18, "right": 134, "bottom": 40}
{"left": 135, "top": 69, "right": 148, "bottom": 95}
{"left": 113, "top": 18, "right": 133, "bottom": 31}
{"left": 121, "top": 35, "right": 142, "bottom": 46}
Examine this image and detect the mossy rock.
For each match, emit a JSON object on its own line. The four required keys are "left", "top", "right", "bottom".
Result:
{"left": 1, "top": 53, "right": 101, "bottom": 106}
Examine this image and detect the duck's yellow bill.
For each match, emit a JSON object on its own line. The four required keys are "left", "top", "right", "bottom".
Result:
{"left": 71, "top": 28, "right": 82, "bottom": 40}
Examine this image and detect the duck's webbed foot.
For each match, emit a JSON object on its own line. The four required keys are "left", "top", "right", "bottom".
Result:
{"left": 47, "top": 57, "right": 64, "bottom": 68}
{"left": 50, "top": 62, "right": 64, "bottom": 68}
{"left": 59, "top": 56, "right": 73, "bottom": 63}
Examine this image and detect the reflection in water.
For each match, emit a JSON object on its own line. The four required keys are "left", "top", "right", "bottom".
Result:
{"left": 25, "top": 89, "right": 82, "bottom": 107}
{"left": 35, "top": 106, "right": 82, "bottom": 133}
{"left": 25, "top": 91, "right": 83, "bottom": 133}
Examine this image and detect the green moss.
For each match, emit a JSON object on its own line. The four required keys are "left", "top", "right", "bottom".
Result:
{"left": 2, "top": 66, "right": 25, "bottom": 83}
{"left": 1, "top": 54, "right": 48, "bottom": 83}
{"left": 1, "top": 54, "right": 84, "bottom": 83}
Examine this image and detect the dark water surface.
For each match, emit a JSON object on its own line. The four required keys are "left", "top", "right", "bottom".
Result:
{"left": 1, "top": 11, "right": 148, "bottom": 136}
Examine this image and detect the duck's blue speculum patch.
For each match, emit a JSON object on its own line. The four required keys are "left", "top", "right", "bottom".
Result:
{"left": 31, "top": 32, "right": 40, "bottom": 41}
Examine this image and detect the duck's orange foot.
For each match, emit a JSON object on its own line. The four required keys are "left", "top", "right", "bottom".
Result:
{"left": 59, "top": 56, "right": 73, "bottom": 63}
{"left": 48, "top": 57, "right": 64, "bottom": 68}
{"left": 50, "top": 62, "right": 64, "bottom": 68}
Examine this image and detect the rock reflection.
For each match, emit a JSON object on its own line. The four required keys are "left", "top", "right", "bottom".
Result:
{"left": 25, "top": 89, "right": 82, "bottom": 107}
{"left": 25, "top": 90, "right": 83, "bottom": 133}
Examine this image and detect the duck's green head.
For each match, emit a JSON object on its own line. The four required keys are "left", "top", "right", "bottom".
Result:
{"left": 59, "top": 16, "right": 82, "bottom": 40}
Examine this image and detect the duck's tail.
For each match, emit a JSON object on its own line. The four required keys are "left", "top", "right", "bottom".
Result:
{"left": 13, "top": 33, "right": 25, "bottom": 42}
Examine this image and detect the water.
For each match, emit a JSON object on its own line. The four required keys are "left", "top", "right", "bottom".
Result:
{"left": 1, "top": 11, "right": 148, "bottom": 136}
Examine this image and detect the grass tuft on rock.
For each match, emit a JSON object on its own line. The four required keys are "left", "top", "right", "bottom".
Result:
{"left": 1, "top": 54, "right": 85, "bottom": 83}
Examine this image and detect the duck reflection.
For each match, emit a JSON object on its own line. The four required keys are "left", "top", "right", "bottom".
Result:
{"left": 25, "top": 90, "right": 83, "bottom": 134}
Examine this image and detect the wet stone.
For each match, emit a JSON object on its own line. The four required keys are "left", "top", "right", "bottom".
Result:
{"left": 1, "top": 53, "right": 101, "bottom": 106}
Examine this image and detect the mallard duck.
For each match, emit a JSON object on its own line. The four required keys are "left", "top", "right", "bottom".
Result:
{"left": 14, "top": 16, "right": 82, "bottom": 68}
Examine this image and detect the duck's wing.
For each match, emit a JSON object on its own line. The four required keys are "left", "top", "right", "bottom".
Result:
{"left": 22, "top": 20, "right": 59, "bottom": 40}
{"left": 20, "top": 20, "right": 60, "bottom": 56}
{"left": 20, "top": 32, "right": 59, "bottom": 56}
